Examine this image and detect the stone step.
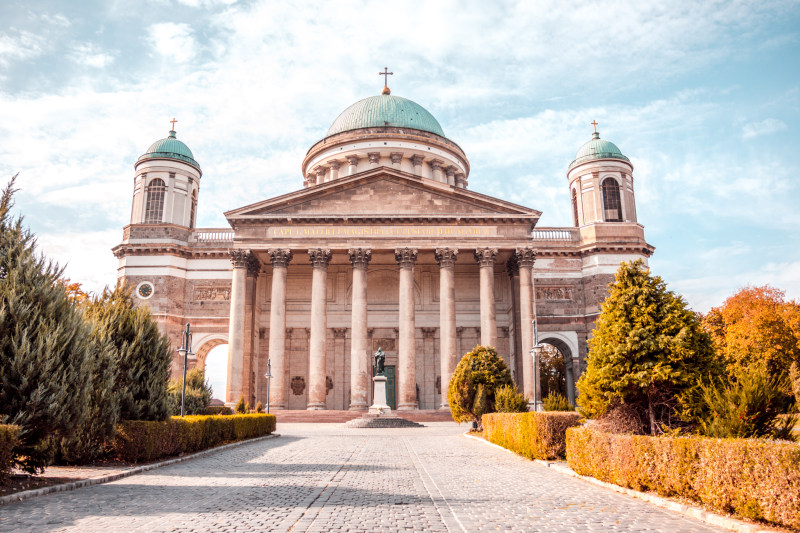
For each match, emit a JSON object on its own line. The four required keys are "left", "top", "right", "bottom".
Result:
{"left": 271, "top": 409, "right": 454, "bottom": 424}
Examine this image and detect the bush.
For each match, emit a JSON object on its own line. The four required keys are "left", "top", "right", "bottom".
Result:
{"left": 0, "top": 425, "right": 20, "bottom": 482}
{"left": 448, "top": 345, "right": 514, "bottom": 430}
{"left": 255, "top": 402, "right": 264, "bottom": 413}
{"left": 483, "top": 412, "right": 581, "bottom": 460}
{"left": 543, "top": 391, "right": 573, "bottom": 412}
{"left": 235, "top": 396, "right": 247, "bottom": 414}
{"left": 495, "top": 385, "right": 528, "bottom": 413}
{"left": 112, "top": 414, "right": 276, "bottom": 463}
{"left": 168, "top": 368, "right": 213, "bottom": 416}
{"left": 566, "top": 427, "right": 800, "bottom": 530}
{"left": 203, "top": 406, "right": 233, "bottom": 416}
{"left": 697, "top": 366, "right": 797, "bottom": 440}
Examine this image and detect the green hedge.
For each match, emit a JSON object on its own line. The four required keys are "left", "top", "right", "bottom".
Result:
{"left": 483, "top": 412, "right": 581, "bottom": 460}
{"left": 202, "top": 405, "right": 233, "bottom": 416}
{"left": 0, "top": 425, "right": 20, "bottom": 482}
{"left": 566, "top": 427, "right": 800, "bottom": 530}
{"left": 113, "top": 414, "right": 276, "bottom": 463}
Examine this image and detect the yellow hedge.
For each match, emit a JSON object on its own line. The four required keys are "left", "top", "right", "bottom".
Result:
{"left": 483, "top": 412, "right": 581, "bottom": 460}
{"left": 0, "top": 424, "right": 20, "bottom": 482}
{"left": 113, "top": 414, "right": 276, "bottom": 463}
{"left": 566, "top": 427, "right": 800, "bottom": 531}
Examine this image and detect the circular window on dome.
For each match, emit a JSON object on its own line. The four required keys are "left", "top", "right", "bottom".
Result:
{"left": 136, "top": 282, "right": 154, "bottom": 299}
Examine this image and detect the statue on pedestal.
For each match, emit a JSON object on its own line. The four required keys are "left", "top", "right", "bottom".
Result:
{"left": 374, "top": 347, "right": 385, "bottom": 376}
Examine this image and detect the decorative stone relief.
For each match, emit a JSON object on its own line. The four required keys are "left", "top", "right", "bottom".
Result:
{"left": 229, "top": 249, "right": 251, "bottom": 268}
{"left": 514, "top": 247, "right": 536, "bottom": 268}
{"left": 536, "top": 286, "right": 574, "bottom": 300}
{"left": 474, "top": 247, "right": 498, "bottom": 267}
{"left": 193, "top": 287, "right": 231, "bottom": 301}
{"left": 394, "top": 247, "right": 418, "bottom": 268}
{"left": 308, "top": 248, "right": 332, "bottom": 269}
{"left": 291, "top": 376, "right": 305, "bottom": 395}
{"left": 348, "top": 248, "right": 372, "bottom": 269}
{"left": 435, "top": 376, "right": 441, "bottom": 395}
{"left": 434, "top": 247, "right": 458, "bottom": 268}
{"left": 267, "top": 248, "right": 293, "bottom": 267}
{"left": 326, "top": 375, "right": 334, "bottom": 395}
{"left": 372, "top": 338, "right": 396, "bottom": 351}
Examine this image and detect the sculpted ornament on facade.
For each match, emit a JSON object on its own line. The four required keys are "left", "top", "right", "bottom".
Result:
{"left": 536, "top": 286, "right": 574, "bottom": 301}
{"left": 434, "top": 247, "right": 458, "bottom": 268}
{"left": 229, "top": 249, "right": 251, "bottom": 268}
{"left": 394, "top": 247, "right": 418, "bottom": 268}
{"left": 291, "top": 376, "right": 305, "bottom": 396}
{"left": 308, "top": 248, "right": 332, "bottom": 269}
{"left": 193, "top": 287, "right": 232, "bottom": 301}
{"left": 474, "top": 247, "right": 498, "bottom": 267}
{"left": 514, "top": 247, "right": 536, "bottom": 268}
{"left": 348, "top": 248, "right": 372, "bottom": 269}
{"left": 267, "top": 248, "right": 293, "bottom": 267}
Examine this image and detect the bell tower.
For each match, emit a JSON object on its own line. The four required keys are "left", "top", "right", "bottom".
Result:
{"left": 130, "top": 121, "right": 201, "bottom": 228}
{"left": 566, "top": 123, "right": 637, "bottom": 227}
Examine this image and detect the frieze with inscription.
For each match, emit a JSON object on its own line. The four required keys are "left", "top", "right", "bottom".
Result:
{"left": 269, "top": 225, "right": 498, "bottom": 239}
{"left": 536, "top": 286, "right": 574, "bottom": 301}
{"left": 193, "top": 287, "right": 232, "bottom": 301}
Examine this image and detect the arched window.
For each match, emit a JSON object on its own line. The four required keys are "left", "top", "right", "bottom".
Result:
{"left": 144, "top": 178, "right": 166, "bottom": 223}
{"left": 189, "top": 189, "right": 197, "bottom": 228}
{"left": 601, "top": 178, "right": 622, "bottom": 222}
{"left": 571, "top": 188, "right": 579, "bottom": 226}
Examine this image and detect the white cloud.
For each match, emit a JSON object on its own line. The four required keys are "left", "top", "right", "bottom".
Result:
{"left": 741, "top": 118, "right": 788, "bottom": 139}
{"left": 0, "top": 30, "right": 46, "bottom": 66}
{"left": 68, "top": 43, "right": 115, "bottom": 68}
{"left": 146, "top": 23, "right": 197, "bottom": 63}
{"left": 36, "top": 230, "right": 121, "bottom": 295}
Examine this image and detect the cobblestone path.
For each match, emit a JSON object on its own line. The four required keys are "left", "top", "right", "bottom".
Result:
{"left": 2, "top": 423, "right": 724, "bottom": 532}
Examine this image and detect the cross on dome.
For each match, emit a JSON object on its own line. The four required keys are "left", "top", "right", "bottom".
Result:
{"left": 591, "top": 120, "right": 598, "bottom": 133}
{"left": 170, "top": 117, "right": 178, "bottom": 131}
{"left": 379, "top": 67, "right": 393, "bottom": 95}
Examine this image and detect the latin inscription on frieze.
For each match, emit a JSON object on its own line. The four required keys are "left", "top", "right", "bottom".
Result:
{"left": 193, "top": 287, "right": 231, "bottom": 301}
{"left": 536, "top": 286, "right": 574, "bottom": 301}
{"left": 269, "top": 225, "right": 497, "bottom": 238}
{"left": 372, "top": 338, "right": 396, "bottom": 352}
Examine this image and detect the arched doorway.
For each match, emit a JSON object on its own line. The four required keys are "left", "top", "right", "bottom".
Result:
{"left": 538, "top": 338, "right": 576, "bottom": 405}
{"left": 203, "top": 343, "right": 229, "bottom": 404}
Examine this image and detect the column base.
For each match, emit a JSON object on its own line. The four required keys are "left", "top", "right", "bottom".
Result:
{"left": 349, "top": 403, "right": 368, "bottom": 411}
{"left": 306, "top": 404, "right": 326, "bottom": 410}
{"left": 438, "top": 404, "right": 450, "bottom": 411}
{"left": 396, "top": 403, "right": 418, "bottom": 411}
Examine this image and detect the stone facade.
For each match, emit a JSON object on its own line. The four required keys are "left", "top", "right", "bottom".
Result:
{"left": 114, "top": 97, "right": 653, "bottom": 410}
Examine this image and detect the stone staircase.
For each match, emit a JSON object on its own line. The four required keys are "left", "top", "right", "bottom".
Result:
{"left": 272, "top": 409, "right": 455, "bottom": 424}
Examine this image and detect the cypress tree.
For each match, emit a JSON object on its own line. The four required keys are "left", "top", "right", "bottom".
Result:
{"left": 0, "top": 176, "right": 92, "bottom": 472}
{"left": 576, "top": 260, "right": 718, "bottom": 435}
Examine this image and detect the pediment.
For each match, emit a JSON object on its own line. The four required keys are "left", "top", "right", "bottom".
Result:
{"left": 225, "top": 168, "right": 540, "bottom": 223}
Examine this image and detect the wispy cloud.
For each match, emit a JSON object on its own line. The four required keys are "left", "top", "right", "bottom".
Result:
{"left": 146, "top": 22, "right": 197, "bottom": 63}
{"left": 0, "top": 30, "right": 46, "bottom": 66}
{"left": 68, "top": 43, "right": 115, "bottom": 68}
{"left": 741, "top": 118, "right": 788, "bottom": 139}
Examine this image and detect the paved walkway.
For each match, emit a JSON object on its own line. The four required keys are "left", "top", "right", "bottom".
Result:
{"left": 2, "top": 423, "right": 725, "bottom": 532}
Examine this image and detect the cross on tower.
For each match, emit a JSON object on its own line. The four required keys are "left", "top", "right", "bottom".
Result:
{"left": 170, "top": 117, "right": 178, "bottom": 131}
{"left": 591, "top": 120, "right": 598, "bottom": 133}
{"left": 378, "top": 67, "right": 393, "bottom": 86}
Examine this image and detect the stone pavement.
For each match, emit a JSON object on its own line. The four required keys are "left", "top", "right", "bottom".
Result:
{"left": 1, "top": 423, "right": 726, "bottom": 532}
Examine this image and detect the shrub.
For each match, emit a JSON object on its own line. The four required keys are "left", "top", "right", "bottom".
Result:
{"left": 203, "top": 406, "right": 233, "bottom": 416}
{"left": 168, "top": 368, "right": 213, "bottom": 416}
{"left": 566, "top": 427, "right": 800, "bottom": 530}
{"left": 255, "top": 402, "right": 264, "bottom": 413}
{"left": 483, "top": 412, "right": 581, "bottom": 460}
{"left": 495, "top": 385, "right": 528, "bottom": 413}
{"left": 543, "top": 391, "right": 573, "bottom": 412}
{"left": 112, "top": 414, "right": 276, "bottom": 463}
{"left": 235, "top": 396, "right": 247, "bottom": 414}
{"left": 0, "top": 425, "right": 20, "bottom": 482}
{"left": 697, "top": 366, "right": 797, "bottom": 440}
{"left": 448, "top": 345, "right": 514, "bottom": 430}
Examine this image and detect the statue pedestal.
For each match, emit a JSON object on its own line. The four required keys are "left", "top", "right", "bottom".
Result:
{"left": 368, "top": 375, "right": 391, "bottom": 414}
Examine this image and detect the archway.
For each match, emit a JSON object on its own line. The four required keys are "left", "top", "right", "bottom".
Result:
{"left": 538, "top": 337, "right": 576, "bottom": 405}
{"left": 203, "top": 343, "right": 229, "bottom": 404}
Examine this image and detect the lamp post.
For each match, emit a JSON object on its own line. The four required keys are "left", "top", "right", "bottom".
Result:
{"left": 264, "top": 358, "right": 273, "bottom": 414}
{"left": 530, "top": 319, "right": 542, "bottom": 412}
{"left": 177, "top": 323, "right": 194, "bottom": 417}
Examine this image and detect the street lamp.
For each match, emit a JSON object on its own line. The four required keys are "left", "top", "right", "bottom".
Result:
{"left": 264, "top": 358, "right": 273, "bottom": 414}
{"left": 177, "top": 323, "right": 195, "bottom": 417}
{"left": 530, "top": 319, "right": 543, "bottom": 412}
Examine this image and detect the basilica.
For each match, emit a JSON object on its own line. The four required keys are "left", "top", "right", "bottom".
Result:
{"left": 113, "top": 82, "right": 653, "bottom": 410}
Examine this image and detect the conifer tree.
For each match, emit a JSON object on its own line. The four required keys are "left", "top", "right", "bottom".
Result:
{"left": 88, "top": 284, "right": 172, "bottom": 421}
{"left": 448, "top": 345, "right": 514, "bottom": 430}
{"left": 577, "top": 260, "right": 718, "bottom": 435}
{"left": 0, "top": 175, "right": 93, "bottom": 472}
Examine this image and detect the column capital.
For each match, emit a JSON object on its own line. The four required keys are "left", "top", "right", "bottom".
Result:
{"left": 329, "top": 160, "right": 342, "bottom": 170}
{"left": 455, "top": 173, "right": 467, "bottom": 188}
{"left": 246, "top": 253, "right": 261, "bottom": 276}
{"left": 514, "top": 247, "right": 536, "bottom": 268}
{"left": 445, "top": 166, "right": 457, "bottom": 178}
{"left": 314, "top": 166, "right": 327, "bottom": 178}
{"left": 390, "top": 152, "right": 403, "bottom": 165}
{"left": 435, "top": 247, "right": 459, "bottom": 268}
{"left": 346, "top": 155, "right": 359, "bottom": 166}
{"left": 348, "top": 248, "right": 372, "bottom": 269}
{"left": 332, "top": 328, "right": 347, "bottom": 339}
{"left": 267, "top": 248, "right": 293, "bottom": 268}
{"left": 308, "top": 248, "right": 332, "bottom": 269}
{"left": 410, "top": 154, "right": 425, "bottom": 166}
{"left": 421, "top": 327, "right": 437, "bottom": 339}
{"left": 429, "top": 159, "right": 444, "bottom": 171}
{"left": 229, "top": 249, "right": 251, "bottom": 269}
{"left": 394, "top": 247, "right": 418, "bottom": 268}
{"left": 474, "top": 247, "right": 498, "bottom": 267}
{"left": 367, "top": 152, "right": 381, "bottom": 164}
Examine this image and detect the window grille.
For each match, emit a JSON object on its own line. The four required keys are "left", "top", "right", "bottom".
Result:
{"left": 601, "top": 178, "right": 622, "bottom": 222}
{"left": 144, "top": 178, "right": 166, "bottom": 223}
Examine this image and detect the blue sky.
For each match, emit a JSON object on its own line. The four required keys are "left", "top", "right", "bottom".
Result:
{"left": 2, "top": 0, "right": 800, "bottom": 315}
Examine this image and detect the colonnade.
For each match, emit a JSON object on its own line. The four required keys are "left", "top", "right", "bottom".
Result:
{"left": 226, "top": 246, "right": 537, "bottom": 410}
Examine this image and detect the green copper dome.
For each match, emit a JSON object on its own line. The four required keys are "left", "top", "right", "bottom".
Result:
{"left": 569, "top": 132, "right": 629, "bottom": 169}
{"left": 137, "top": 131, "right": 200, "bottom": 170}
{"left": 326, "top": 94, "right": 446, "bottom": 138}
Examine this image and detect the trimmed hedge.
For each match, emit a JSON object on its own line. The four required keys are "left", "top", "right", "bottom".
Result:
{"left": 566, "top": 427, "right": 800, "bottom": 530}
{"left": 113, "top": 414, "right": 276, "bottom": 463}
{"left": 483, "top": 412, "right": 581, "bottom": 460}
{"left": 0, "top": 425, "right": 20, "bottom": 482}
{"left": 202, "top": 405, "right": 233, "bottom": 416}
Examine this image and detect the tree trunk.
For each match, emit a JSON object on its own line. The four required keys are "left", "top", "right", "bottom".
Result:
{"left": 647, "top": 394, "right": 657, "bottom": 436}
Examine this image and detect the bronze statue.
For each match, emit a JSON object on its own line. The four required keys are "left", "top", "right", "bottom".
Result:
{"left": 374, "top": 347, "right": 385, "bottom": 376}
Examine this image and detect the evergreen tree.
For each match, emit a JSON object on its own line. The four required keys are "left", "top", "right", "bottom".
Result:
{"left": 167, "top": 367, "right": 212, "bottom": 416}
{"left": 0, "top": 175, "right": 93, "bottom": 472}
{"left": 447, "top": 345, "right": 514, "bottom": 430}
{"left": 576, "top": 260, "right": 718, "bottom": 435}
{"left": 89, "top": 285, "right": 172, "bottom": 421}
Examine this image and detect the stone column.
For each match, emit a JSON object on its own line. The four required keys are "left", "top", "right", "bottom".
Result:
{"left": 315, "top": 166, "right": 327, "bottom": 185}
{"left": 346, "top": 155, "right": 359, "bottom": 176}
{"left": 515, "top": 247, "right": 536, "bottom": 403}
{"left": 445, "top": 166, "right": 456, "bottom": 186}
{"left": 367, "top": 152, "right": 380, "bottom": 168}
{"left": 507, "top": 258, "right": 523, "bottom": 387}
{"left": 455, "top": 173, "right": 467, "bottom": 188}
{"left": 430, "top": 159, "right": 444, "bottom": 182}
{"left": 242, "top": 254, "right": 260, "bottom": 405}
{"left": 475, "top": 248, "right": 498, "bottom": 347}
{"left": 267, "top": 248, "right": 292, "bottom": 409}
{"left": 348, "top": 248, "right": 372, "bottom": 410}
{"left": 307, "top": 248, "right": 331, "bottom": 410}
{"left": 226, "top": 250, "right": 250, "bottom": 404}
{"left": 395, "top": 247, "right": 418, "bottom": 410}
{"left": 411, "top": 155, "right": 424, "bottom": 177}
{"left": 435, "top": 247, "right": 458, "bottom": 409}
{"left": 328, "top": 161, "right": 341, "bottom": 182}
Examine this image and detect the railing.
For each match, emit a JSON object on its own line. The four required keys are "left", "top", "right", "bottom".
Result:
{"left": 192, "top": 229, "right": 235, "bottom": 243}
{"left": 531, "top": 228, "right": 578, "bottom": 241}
